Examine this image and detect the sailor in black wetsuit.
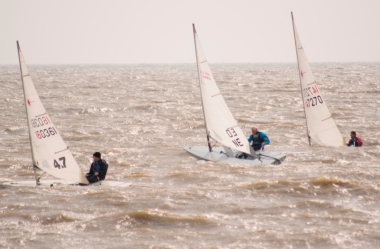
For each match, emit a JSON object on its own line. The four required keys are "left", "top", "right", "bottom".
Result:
{"left": 86, "top": 152, "right": 108, "bottom": 183}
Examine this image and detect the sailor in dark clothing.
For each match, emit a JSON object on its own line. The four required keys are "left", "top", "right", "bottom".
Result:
{"left": 248, "top": 127, "right": 270, "bottom": 151}
{"left": 347, "top": 131, "right": 363, "bottom": 147}
{"left": 86, "top": 152, "right": 108, "bottom": 183}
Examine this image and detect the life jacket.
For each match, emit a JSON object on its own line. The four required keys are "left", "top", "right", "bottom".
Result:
{"left": 251, "top": 132, "right": 264, "bottom": 150}
{"left": 356, "top": 137, "right": 363, "bottom": 147}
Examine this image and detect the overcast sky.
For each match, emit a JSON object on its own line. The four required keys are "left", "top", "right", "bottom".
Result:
{"left": 1, "top": 0, "right": 379, "bottom": 64}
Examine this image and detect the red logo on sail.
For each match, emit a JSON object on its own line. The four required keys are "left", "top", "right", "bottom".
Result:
{"left": 201, "top": 71, "right": 211, "bottom": 81}
{"left": 27, "top": 99, "right": 35, "bottom": 106}
{"left": 300, "top": 70, "right": 306, "bottom": 78}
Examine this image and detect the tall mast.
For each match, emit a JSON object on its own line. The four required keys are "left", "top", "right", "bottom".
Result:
{"left": 192, "top": 24, "right": 212, "bottom": 152}
{"left": 17, "top": 41, "right": 40, "bottom": 185}
{"left": 291, "top": 13, "right": 311, "bottom": 147}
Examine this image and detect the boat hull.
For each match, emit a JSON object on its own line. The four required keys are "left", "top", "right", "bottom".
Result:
{"left": 183, "top": 146, "right": 286, "bottom": 165}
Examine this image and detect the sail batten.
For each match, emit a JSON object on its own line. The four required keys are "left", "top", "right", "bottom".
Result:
{"left": 54, "top": 148, "right": 70, "bottom": 154}
{"left": 17, "top": 41, "right": 89, "bottom": 184}
{"left": 291, "top": 13, "right": 345, "bottom": 147}
{"left": 193, "top": 25, "right": 250, "bottom": 154}
{"left": 322, "top": 117, "right": 332, "bottom": 121}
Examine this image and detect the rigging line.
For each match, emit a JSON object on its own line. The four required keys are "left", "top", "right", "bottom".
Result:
{"left": 37, "top": 172, "right": 46, "bottom": 182}
{"left": 259, "top": 153, "right": 281, "bottom": 163}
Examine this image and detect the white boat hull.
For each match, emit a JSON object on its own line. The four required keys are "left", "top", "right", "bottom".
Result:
{"left": 2, "top": 179, "right": 132, "bottom": 188}
{"left": 183, "top": 146, "right": 286, "bottom": 165}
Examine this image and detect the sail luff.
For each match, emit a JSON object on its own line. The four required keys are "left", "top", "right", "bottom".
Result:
{"left": 17, "top": 41, "right": 39, "bottom": 186}
{"left": 193, "top": 24, "right": 212, "bottom": 152}
{"left": 291, "top": 13, "right": 311, "bottom": 147}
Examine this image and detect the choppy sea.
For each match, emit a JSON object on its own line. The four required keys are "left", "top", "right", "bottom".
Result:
{"left": 0, "top": 63, "right": 379, "bottom": 248}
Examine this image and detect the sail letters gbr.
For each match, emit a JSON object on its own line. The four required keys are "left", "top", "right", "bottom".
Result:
{"left": 226, "top": 127, "right": 244, "bottom": 147}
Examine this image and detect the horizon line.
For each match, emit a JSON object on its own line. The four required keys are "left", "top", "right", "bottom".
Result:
{"left": 1, "top": 61, "right": 380, "bottom": 66}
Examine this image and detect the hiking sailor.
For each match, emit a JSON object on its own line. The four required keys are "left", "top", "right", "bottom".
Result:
{"left": 86, "top": 152, "right": 109, "bottom": 183}
{"left": 248, "top": 127, "right": 270, "bottom": 151}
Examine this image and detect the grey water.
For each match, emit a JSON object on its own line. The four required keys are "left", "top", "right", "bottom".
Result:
{"left": 0, "top": 63, "right": 379, "bottom": 248}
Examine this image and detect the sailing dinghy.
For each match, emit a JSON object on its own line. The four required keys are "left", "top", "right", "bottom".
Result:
{"left": 3, "top": 42, "right": 131, "bottom": 187}
{"left": 291, "top": 13, "right": 345, "bottom": 147}
{"left": 183, "top": 25, "right": 286, "bottom": 165}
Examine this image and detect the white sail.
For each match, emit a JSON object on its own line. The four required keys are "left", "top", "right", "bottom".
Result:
{"left": 291, "top": 14, "right": 345, "bottom": 147}
{"left": 17, "top": 41, "right": 89, "bottom": 184}
{"left": 193, "top": 25, "right": 251, "bottom": 154}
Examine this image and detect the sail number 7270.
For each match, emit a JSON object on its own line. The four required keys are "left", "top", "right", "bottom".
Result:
{"left": 303, "top": 86, "right": 324, "bottom": 108}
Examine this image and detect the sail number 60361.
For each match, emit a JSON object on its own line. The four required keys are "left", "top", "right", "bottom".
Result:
{"left": 35, "top": 127, "right": 57, "bottom": 139}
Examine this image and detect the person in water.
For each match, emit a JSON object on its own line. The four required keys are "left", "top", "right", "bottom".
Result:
{"left": 347, "top": 131, "right": 363, "bottom": 147}
{"left": 86, "top": 152, "right": 109, "bottom": 183}
{"left": 248, "top": 127, "right": 270, "bottom": 151}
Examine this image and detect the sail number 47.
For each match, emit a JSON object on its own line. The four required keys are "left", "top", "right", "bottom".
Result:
{"left": 54, "top": 157, "right": 67, "bottom": 169}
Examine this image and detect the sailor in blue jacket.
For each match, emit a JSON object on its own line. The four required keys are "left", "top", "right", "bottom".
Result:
{"left": 248, "top": 127, "right": 270, "bottom": 151}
